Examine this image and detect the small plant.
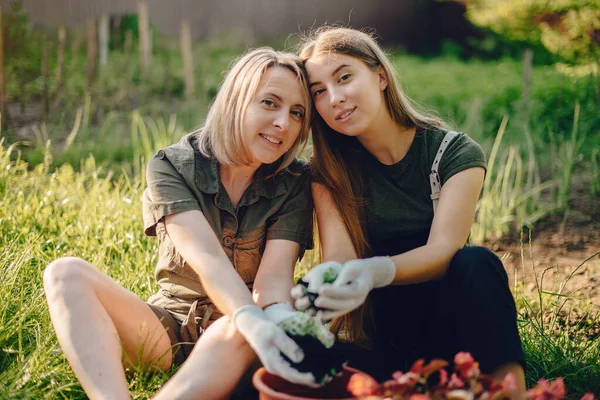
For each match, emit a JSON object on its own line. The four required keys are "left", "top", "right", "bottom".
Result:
{"left": 346, "top": 352, "right": 597, "bottom": 400}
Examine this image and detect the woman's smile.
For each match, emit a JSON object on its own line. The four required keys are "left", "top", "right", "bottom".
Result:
{"left": 259, "top": 133, "right": 284, "bottom": 146}
{"left": 335, "top": 107, "right": 356, "bottom": 122}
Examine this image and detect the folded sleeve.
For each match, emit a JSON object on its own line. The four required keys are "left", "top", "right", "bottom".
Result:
{"left": 439, "top": 132, "right": 487, "bottom": 186}
{"left": 142, "top": 152, "right": 200, "bottom": 236}
{"left": 266, "top": 172, "right": 314, "bottom": 258}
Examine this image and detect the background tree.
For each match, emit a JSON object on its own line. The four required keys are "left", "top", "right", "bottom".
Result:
{"left": 460, "top": 0, "right": 600, "bottom": 66}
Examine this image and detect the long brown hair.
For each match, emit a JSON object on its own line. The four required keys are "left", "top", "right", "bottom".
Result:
{"left": 299, "top": 27, "right": 450, "bottom": 344}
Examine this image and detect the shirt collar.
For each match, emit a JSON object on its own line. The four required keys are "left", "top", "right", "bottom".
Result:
{"left": 192, "top": 140, "right": 288, "bottom": 201}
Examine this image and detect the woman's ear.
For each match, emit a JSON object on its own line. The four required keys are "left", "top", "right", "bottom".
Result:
{"left": 378, "top": 65, "right": 389, "bottom": 91}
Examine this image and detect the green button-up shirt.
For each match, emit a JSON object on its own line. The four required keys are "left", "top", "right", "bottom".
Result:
{"left": 142, "top": 134, "right": 313, "bottom": 322}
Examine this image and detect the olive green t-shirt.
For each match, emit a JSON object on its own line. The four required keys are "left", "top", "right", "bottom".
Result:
{"left": 360, "top": 127, "right": 486, "bottom": 256}
{"left": 142, "top": 134, "right": 313, "bottom": 310}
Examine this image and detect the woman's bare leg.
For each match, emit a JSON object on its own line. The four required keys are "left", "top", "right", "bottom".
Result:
{"left": 153, "top": 316, "right": 257, "bottom": 400}
{"left": 44, "top": 257, "right": 173, "bottom": 400}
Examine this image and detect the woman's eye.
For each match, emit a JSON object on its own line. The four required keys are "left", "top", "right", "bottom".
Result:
{"left": 291, "top": 110, "right": 305, "bottom": 119}
{"left": 312, "top": 88, "right": 325, "bottom": 97}
{"left": 262, "top": 99, "right": 276, "bottom": 107}
{"left": 339, "top": 73, "right": 351, "bottom": 83}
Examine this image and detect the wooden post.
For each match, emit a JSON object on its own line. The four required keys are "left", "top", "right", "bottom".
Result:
{"left": 522, "top": 48, "right": 533, "bottom": 105}
{"left": 180, "top": 20, "right": 194, "bottom": 100}
{"left": 138, "top": 0, "right": 151, "bottom": 77}
{"left": 98, "top": 14, "right": 109, "bottom": 66}
{"left": 70, "top": 28, "right": 81, "bottom": 71}
{"left": 0, "top": 6, "right": 6, "bottom": 131}
{"left": 124, "top": 30, "right": 133, "bottom": 80}
{"left": 86, "top": 18, "right": 98, "bottom": 88}
{"left": 42, "top": 35, "right": 50, "bottom": 121}
{"left": 55, "top": 24, "right": 66, "bottom": 97}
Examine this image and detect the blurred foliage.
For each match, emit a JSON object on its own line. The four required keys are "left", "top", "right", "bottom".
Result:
{"left": 2, "top": 3, "right": 598, "bottom": 171}
{"left": 461, "top": 0, "right": 600, "bottom": 66}
{"left": 440, "top": 30, "right": 559, "bottom": 65}
{"left": 2, "top": 0, "right": 47, "bottom": 106}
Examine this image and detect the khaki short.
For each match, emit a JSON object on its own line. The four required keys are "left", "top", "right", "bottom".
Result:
{"left": 146, "top": 290, "right": 219, "bottom": 366}
{"left": 147, "top": 298, "right": 262, "bottom": 398}
{"left": 147, "top": 303, "right": 192, "bottom": 366}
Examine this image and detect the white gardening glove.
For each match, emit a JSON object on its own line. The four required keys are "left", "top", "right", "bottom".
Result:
{"left": 291, "top": 261, "right": 343, "bottom": 313}
{"left": 264, "top": 303, "right": 335, "bottom": 349}
{"left": 313, "top": 257, "right": 396, "bottom": 321}
{"left": 232, "top": 304, "right": 315, "bottom": 386}
{"left": 264, "top": 303, "right": 341, "bottom": 387}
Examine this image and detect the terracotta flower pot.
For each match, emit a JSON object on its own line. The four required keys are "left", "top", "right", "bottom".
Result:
{"left": 252, "top": 365, "right": 368, "bottom": 400}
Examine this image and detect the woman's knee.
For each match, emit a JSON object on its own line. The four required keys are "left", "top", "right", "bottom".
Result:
{"left": 205, "top": 316, "right": 249, "bottom": 348}
{"left": 43, "top": 257, "right": 93, "bottom": 296}
{"left": 448, "top": 246, "right": 507, "bottom": 284}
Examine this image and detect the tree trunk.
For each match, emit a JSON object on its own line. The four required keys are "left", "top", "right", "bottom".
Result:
{"left": 86, "top": 18, "right": 98, "bottom": 88}
{"left": 180, "top": 20, "right": 194, "bottom": 100}
{"left": 98, "top": 14, "right": 109, "bottom": 66}
{"left": 55, "top": 24, "right": 66, "bottom": 98}
{"left": 42, "top": 35, "right": 50, "bottom": 121}
{"left": 138, "top": 0, "right": 151, "bottom": 77}
{"left": 70, "top": 28, "right": 81, "bottom": 71}
{"left": 0, "top": 6, "right": 7, "bottom": 132}
{"left": 124, "top": 30, "right": 133, "bottom": 82}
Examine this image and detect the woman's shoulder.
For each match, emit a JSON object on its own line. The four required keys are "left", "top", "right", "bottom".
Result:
{"left": 420, "top": 126, "right": 484, "bottom": 158}
{"left": 418, "top": 126, "right": 487, "bottom": 184}
{"left": 261, "top": 158, "right": 310, "bottom": 199}
{"left": 285, "top": 158, "right": 310, "bottom": 175}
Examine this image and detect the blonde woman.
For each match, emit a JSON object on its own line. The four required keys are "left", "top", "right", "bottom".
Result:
{"left": 292, "top": 27, "right": 526, "bottom": 397}
{"left": 43, "top": 47, "right": 331, "bottom": 400}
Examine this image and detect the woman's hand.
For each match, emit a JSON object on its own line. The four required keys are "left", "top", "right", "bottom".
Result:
{"left": 292, "top": 257, "right": 396, "bottom": 321}
{"left": 264, "top": 303, "right": 342, "bottom": 386}
{"left": 232, "top": 305, "right": 317, "bottom": 386}
{"left": 264, "top": 303, "right": 335, "bottom": 348}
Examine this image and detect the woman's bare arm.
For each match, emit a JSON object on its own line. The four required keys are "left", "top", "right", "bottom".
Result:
{"left": 313, "top": 167, "right": 485, "bottom": 285}
{"left": 165, "top": 210, "right": 254, "bottom": 316}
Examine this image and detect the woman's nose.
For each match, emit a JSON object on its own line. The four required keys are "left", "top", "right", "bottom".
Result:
{"left": 273, "top": 111, "right": 290, "bottom": 131}
{"left": 329, "top": 88, "right": 345, "bottom": 107}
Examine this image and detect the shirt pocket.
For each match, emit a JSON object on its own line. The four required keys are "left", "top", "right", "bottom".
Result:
{"left": 233, "top": 226, "right": 267, "bottom": 284}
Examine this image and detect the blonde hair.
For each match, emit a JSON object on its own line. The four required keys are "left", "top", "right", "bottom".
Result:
{"left": 195, "top": 47, "right": 311, "bottom": 172}
{"left": 300, "top": 27, "right": 450, "bottom": 344}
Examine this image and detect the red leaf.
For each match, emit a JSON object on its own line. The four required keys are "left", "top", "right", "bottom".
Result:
{"left": 438, "top": 369, "right": 449, "bottom": 387}
{"left": 454, "top": 352, "right": 480, "bottom": 379}
{"left": 409, "top": 394, "right": 431, "bottom": 400}
{"left": 448, "top": 373, "right": 465, "bottom": 389}
{"left": 381, "top": 380, "right": 408, "bottom": 397}
{"left": 392, "top": 371, "right": 405, "bottom": 381}
{"left": 527, "top": 378, "right": 550, "bottom": 400}
{"left": 549, "top": 377, "right": 566, "bottom": 398}
{"left": 394, "top": 371, "right": 421, "bottom": 388}
{"left": 527, "top": 378, "right": 567, "bottom": 400}
{"left": 347, "top": 373, "right": 379, "bottom": 396}
{"left": 454, "top": 352, "right": 475, "bottom": 367}
{"left": 421, "top": 359, "right": 449, "bottom": 376}
{"left": 446, "top": 389, "right": 475, "bottom": 400}
{"left": 411, "top": 359, "right": 426, "bottom": 373}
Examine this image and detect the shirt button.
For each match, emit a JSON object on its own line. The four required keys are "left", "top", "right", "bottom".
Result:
{"left": 223, "top": 236, "right": 235, "bottom": 248}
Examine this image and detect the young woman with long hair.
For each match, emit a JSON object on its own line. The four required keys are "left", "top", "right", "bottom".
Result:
{"left": 292, "top": 27, "right": 526, "bottom": 397}
{"left": 43, "top": 47, "right": 331, "bottom": 400}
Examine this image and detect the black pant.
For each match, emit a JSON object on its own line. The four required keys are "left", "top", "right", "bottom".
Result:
{"left": 336, "top": 246, "right": 525, "bottom": 382}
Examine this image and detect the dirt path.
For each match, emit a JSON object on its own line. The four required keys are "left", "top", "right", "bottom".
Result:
{"left": 493, "top": 188, "right": 600, "bottom": 335}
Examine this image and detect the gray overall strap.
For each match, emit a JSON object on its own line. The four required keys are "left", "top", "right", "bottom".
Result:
{"left": 429, "top": 130, "right": 459, "bottom": 213}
